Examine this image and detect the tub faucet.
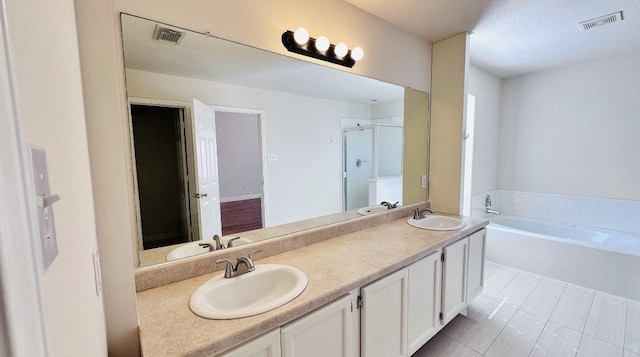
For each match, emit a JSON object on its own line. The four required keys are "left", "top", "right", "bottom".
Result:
{"left": 485, "top": 194, "right": 493, "bottom": 208}
{"left": 381, "top": 201, "right": 399, "bottom": 209}
{"left": 413, "top": 207, "right": 433, "bottom": 219}
{"left": 484, "top": 194, "right": 499, "bottom": 214}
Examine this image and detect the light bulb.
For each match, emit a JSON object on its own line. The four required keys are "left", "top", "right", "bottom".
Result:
{"left": 293, "top": 28, "right": 309, "bottom": 45}
{"left": 315, "top": 36, "right": 330, "bottom": 52}
{"left": 334, "top": 43, "right": 348, "bottom": 57}
{"left": 351, "top": 47, "right": 364, "bottom": 61}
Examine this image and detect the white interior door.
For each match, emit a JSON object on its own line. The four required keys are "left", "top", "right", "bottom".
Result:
{"left": 192, "top": 98, "right": 222, "bottom": 240}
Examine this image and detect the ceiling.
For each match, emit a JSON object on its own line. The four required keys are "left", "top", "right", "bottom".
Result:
{"left": 121, "top": 15, "right": 404, "bottom": 105}
{"left": 345, "top": 0, "right": 640, "bottom": 78}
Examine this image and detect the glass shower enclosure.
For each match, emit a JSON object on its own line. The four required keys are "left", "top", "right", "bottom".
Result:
{"left": 343, "top": 124, "right": 403, "bottom": 211}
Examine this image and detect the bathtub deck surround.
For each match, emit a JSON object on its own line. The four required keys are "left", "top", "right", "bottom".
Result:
{"left": 473, "top": 190, "right": 640, "bottom": 234}
{"left": 135, "top": 208, "right": 488, "bottom": 356}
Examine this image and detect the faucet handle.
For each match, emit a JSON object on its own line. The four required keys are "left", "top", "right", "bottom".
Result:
{"left": 216, "top": 259, "right": 235, "bottom": 278}
{"left": 227, "top": 236, "right": 241, "bottom": 248}
{"left": 247, "top": 249, "right": 262, "bottom": 263}
{"left": 199, "top": 242, "right": 214, "bottom": 252}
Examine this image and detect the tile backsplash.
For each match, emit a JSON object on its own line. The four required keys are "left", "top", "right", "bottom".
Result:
{"left": 472, "top": 190, "right": 640, "bottom": 233}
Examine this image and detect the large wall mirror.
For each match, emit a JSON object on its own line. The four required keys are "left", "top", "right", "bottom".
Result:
{"left": 121, "top": 14, "right": 429, "bottom": 268}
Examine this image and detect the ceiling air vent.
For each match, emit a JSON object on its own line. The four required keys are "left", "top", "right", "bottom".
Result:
{"left": 152, "top": 25, "right": 185, "bottom": 45}
{"left": 579, "top": 11, "right": 623, "bottom": 31}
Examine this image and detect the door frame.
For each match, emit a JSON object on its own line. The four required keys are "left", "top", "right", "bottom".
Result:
{"left": 127, "top": 98, "right": 195, "bottom": 250}
{"left": 0, "top": 5, "right": 50, "bottom": 354}
{"left": 211, "top": 105, "right": 269, "bottom": 227}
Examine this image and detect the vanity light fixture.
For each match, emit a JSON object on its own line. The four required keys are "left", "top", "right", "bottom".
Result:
{"left": 282, "top": 28, "right": 364, "bottom": 68}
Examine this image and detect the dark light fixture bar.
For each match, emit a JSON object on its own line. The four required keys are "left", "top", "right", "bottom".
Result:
{"left": 281, "top": 29, "right": 364, "bottom": 68}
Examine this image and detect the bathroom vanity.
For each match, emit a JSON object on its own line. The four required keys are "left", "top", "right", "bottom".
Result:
{"left": 136, "top": 207, "right": 488, "bottom": 356}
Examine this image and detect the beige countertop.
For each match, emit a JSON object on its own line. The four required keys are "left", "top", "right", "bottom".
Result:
{"left": 136, "top": 214, "right": 488, "bottom": 356}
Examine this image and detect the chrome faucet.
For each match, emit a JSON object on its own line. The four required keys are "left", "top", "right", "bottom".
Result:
{"left": 413, "top": 207, "right": 433, "bottom": 219}
{"left": 216, "top": 250, "right": 262, "bottom": 278}
{"left": 198, "top": 242, "right": 215, "bottom": 252}
{"left": 380, "top": 201, "right": 399, "bottom": 209}
{"left": 484, "top": 194, "right": 500, "bottom": 214}
{"left": 211, "top": 234, "right": 225, "bottom": 250}
{"left": 226, "top": 236, "right": 242, "bottom": 248}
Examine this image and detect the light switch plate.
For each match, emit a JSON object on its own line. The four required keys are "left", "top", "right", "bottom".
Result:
{"left": 31, "top": 148, "right": 58, "bottom": 269}
{"left": 421, "top": 175, "right": 427, "bottom": 189}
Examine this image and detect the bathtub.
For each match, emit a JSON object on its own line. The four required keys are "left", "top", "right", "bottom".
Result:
{"left": 486, "top": 215, "right": 640, "bottom": 301}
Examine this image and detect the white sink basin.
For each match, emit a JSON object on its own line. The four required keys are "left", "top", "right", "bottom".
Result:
{"left": 407, "top": 215, "right": 466, "bottom": 231}
{"left": 165, "top": 237, "right": 254, "bottom": 261}
{"left": 189, "top": 264, "right": 308, "bottom": 319}
{"left": 356, "top": 205, "right": 388, "bottom": 216}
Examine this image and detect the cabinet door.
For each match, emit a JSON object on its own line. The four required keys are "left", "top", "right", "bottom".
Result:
{"left": 407, "top": 252, "right": 442, "bottom": 355}
{"left": 281, "top": 294, "right": 353, "bottom": 357}
{"left": 466, "top": 229, "right": 486, "bottom": 303}
{"left": 220, "top": 329, "right": 281, "bottom": 357}
{"left": 361, "top": 268, "right": 408, "bottom": 357}
{"left": 441, "top": 237, "right": 468, "bottom": 324}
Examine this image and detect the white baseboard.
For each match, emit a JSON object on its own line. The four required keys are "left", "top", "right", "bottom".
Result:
{"left": 220, "top": 194, "right": 262, "bottom": 203}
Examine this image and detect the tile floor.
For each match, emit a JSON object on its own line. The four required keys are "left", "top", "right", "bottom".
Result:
{"left": 413, "top": 261, "right": 640, "bottom": 357}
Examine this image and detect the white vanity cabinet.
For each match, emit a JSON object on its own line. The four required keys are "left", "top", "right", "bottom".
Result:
{"left": 281, "top": 294, "right": 356, "bottom": 357}
{"left": 361, "top": 269, "right": 409, "bottom": 357}
{"left": 219, "top": 329, "right": 282, "bottom": 357}
{"left": 361, "top": 228, "right": 487, "bottom": 356}
{"left": 441, "top": 236, "right": 469, "bottom": 324}
{"left": 466, "top": 229, "right": 486, "bottom": 302}
{"left": 407, "top": 251, "right": 442, "bottom": 355}
{"left": 220, "top": 228, "right": 487, "bottom": 357}
{"left": 441, "top": 228, "right": 486, "bottom": 324}
{"left": 221, "top": 294, "right": 357, "bottom": 357}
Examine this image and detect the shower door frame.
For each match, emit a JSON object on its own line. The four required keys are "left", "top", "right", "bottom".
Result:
{"left": 342, "top": 123, "right": 403, "bottom": 211}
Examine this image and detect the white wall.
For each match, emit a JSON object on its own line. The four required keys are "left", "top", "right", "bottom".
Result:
{"left": 371, "top": 99, "right": 404, "bottom": 120}
{"left": 75, "top": 1, "right": 432, "bottom": 354}
{"left": 127, "top": 69, "right": 372, "bottom": 226}
{"left": 5, "top": 0, "right": 108, "bottom": 355}
{"left": 468, "top": 65, "right": 502, "bottom": 196}
{"left": 499, "top": 51, "right": 640, "bottom": 201}
{"left": 114, "top": 0, "right": 432, "bottom": 93}
{"left": 216, "top": 112, "right": 262, "bottom": 201}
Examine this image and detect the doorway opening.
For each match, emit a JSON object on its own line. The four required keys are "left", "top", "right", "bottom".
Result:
{"left": 130, "top": 104, "right": 192, "bottom": 249}
{"left": 214, "top": 109, "right": 265, "bottom": 235}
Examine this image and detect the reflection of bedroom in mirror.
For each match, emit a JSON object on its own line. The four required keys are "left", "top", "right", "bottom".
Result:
{"left": 130, "top": 101, "right": 265, "bottom": 251}
{"left": 121, "top": 14, "right": 428, "bottom": 267}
